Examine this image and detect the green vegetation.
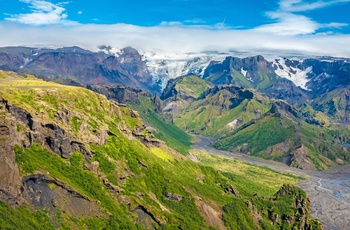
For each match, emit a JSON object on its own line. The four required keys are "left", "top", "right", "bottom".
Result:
{"left": 222, "top": 199, "right": 256, "bottom": 230}
{"left": 0, "top": 71, "right": 321, "bottom": 229}
{"left": 0, "top": 201, "right": 54, "bottom": 230}
{"left": 214, "top": 115, "right": 295, "bottom": 153}
{"left": 175, "top": 86, "right": 271, "bottom": 137}
{"left": 174, "top": 75, "right": 212, "bottom": 99}
{"left": 192, "top": 149, "right": 302, "bottom": 198}
{"left": 128, "top": 95, "right": 192, "bottom": 155}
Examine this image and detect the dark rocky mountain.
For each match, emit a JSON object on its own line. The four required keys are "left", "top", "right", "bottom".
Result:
{"left": 273, "top": 57, "right": 350, "bottom": 98}
{"left": 0, "top": 46, "right": 158, "bottom": 92}
{"left": 203, "top": 55, "right": 310, "bottom": 105}
{"left": 2, "top": 46, "right": 350, "bottom": 102}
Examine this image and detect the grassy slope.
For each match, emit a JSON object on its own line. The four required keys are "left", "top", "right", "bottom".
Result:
{"left": 214, "top": 111, "right": 350, "bottom": 170}
{"left": 311, "top": 88, "right": 350, "bottom": 123}
{"left": 170, "top": 79, "right": 350, "bottom": 170}
{"left": 174, "top": 75, "right": 212, "bottom": 99}
{"left": 175, "top": 88, "right": 271, "bottom": 137}
{"left": 128, "top": 95, "right": 192, "bottom": 155}
{"left": 0, "top": 71, "right": 320, "bottom": 229}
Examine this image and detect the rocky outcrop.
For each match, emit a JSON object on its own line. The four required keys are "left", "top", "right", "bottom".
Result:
{"left": 195, "top": 198, "right": 227, "bottom": 230}
{"left": 131, "top": 205, "right": 162, "bottom": 229}
{"left": 218, "top": 183, "right": 241, "bottom": 198}
{"left": 252, "top": 184, "right": 323, "bottom": 229}
{"left": 0, "top": 97, "right": 111, "bottom": 160}
{"left": 0, "top": 93, "right": 121, "bottom": 206}
{"left": 289, "top": 145, "right": 316, "bottom": 170}
{"left": 269, "top": 101, "right": 299, "bottom": 118}
{"left": 164, "top": 192, "right": 183, "bottom": 202}
{"left": 87, "top": 84, "right": 144, "bottom": 104}
{"left": 22, "top": 174, "right": 101, "bottom": 217}
{"left": 0, "top": 123, "right": 21, "bottom": 206}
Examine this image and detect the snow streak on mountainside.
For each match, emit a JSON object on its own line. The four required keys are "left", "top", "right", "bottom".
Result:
{"left": 273, "top": 58, "right": 311, "bottom": 90}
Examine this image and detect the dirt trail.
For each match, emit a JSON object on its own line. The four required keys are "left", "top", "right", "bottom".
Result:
{"left": 193, "top": 135, "right": 350, "bottom": 230}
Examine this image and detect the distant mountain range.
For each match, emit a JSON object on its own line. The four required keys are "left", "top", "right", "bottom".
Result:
{"left": 2, "top": 46, "right": 350, "bottom": 170}
{"left": 1, "top": 46, "right": 349, "bottom": 98}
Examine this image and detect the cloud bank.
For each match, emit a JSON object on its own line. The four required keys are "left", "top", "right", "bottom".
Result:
{"left": 1, "top": 0, "right": 350, "bottom": 58}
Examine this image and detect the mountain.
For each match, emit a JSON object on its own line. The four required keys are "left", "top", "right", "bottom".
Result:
{"left": 203, "top": 55, "right": 310, "bottom": 105}
{"left": 310, "top": 87, "right": 350, "bottom": 124}
{"left": 0, "top": 46, "right": 157, "bottom": 92}
{"left": 0, "top": 70, "right": 321, "bottom": 229}
{"left": 163, "top": 78, "right": 350, "bottom": 170}
{"left": 2, "top": 45, "right": 350, "bottom": 169}
{"left": 161, "top": 75, "right": 213, "bottom": 116}
{"left": 273, "top": 57, "right": 350, "bottom": 98}
{"left": 1, "top": 46, "right": 350, "bottom": 99}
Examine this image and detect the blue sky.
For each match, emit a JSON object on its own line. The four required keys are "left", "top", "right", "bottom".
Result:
{"left": 1, "top": 0, "right": 350, "bottom": 57}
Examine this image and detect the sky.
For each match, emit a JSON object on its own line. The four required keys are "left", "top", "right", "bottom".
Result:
{"left": 1, "top": 0, "right": 350, "bottom": 57}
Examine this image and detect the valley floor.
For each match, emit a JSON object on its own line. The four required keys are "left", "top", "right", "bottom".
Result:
{"left": 192, "top": 135, "right": 350, "bottom": 230}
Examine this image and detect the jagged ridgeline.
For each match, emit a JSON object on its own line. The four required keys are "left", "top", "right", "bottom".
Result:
{"left": 0, "top": 71, "right": 321, "bottom": 229}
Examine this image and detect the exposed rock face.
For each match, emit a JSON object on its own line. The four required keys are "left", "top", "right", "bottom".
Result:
{"left": 264, "top": 78, "right": 310, "bottom": 105}
{"left": 160, "top": 78, "right": 178, "bottom": 100}
{"left": 289, "top": 145, "right": 317, "bottom": 170}
{"left": 0, "top": 123, "right": 21, "bottom": 206}
{"left": 1, "top": 97, "right": 110, "bottom": 160}
{"left": 270, "top": 184, "right": 322, "bottom": 230}
{"left": 131, "top": 205, "right": 161, "bottom": 229}
{"left": 0, "top": 96, "right": 114, "bottom": 206}
{"left": 195, "top": 199, "right": 227, "bottom": 230}
{"left": 203, "top": 55, "right": 274, "bottom": 86}
{"left": 225, "top": 119, "right": 242, "bottom": 131}
{"left": 269, "top": 101, "right": 299, "bottom": 118}
{"left": 22, "top": 174, "right": 101, "bottom": 217}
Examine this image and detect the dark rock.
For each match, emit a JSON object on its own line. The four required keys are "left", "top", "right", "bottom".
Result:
{"left": 0, "top": 123, "right": 21, "bottom": 206}
{"left": 131, "top": 205, "right": 161, "bottom": 228}
{"left": 102, "top": 178, "right": 122, "bottom": 194}
{"left": 164, "top": 192, "right": 183, "bottom": 201}
{"left": 22, "top": 174, "right": 101, "bottom": 217}
{"left": 71, "top": 141, "right": 92, "bottom": 161}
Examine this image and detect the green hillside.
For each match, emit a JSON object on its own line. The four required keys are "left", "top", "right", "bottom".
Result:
{"left": 0, "top": 71, "right": 321, "bottom": 229}
{"left": 171, "top": 82, "right": 350, "bottom": 170}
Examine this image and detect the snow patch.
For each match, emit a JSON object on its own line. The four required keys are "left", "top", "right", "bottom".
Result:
{"left": 226, "top": 119, "right": 241, "bottom": 131}
{"left": 240, "top": 67, "right": 247, "bottom": 77}
{"left": 274, "top": 58, "right": 311, "bottom": 90}
{"left": 20, "top": 57, "right": 32, "bottom": 69}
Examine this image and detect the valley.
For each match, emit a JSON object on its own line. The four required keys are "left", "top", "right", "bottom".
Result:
{"left": 193, "top": 135, "right": 350, "bottom": 230}
{"left": 1, "top": 45, "right": 350, "bottom": 229}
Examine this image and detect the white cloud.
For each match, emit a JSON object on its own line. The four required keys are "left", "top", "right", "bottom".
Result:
{"left": 77, "top": 11, "right": 83, "bottom": 15}
{"left": 1, "top": 22, "right": 350, "bottom": 58}
{"left": 0, "top": 0, "right": 350, "bottom": 58}
{"left": 5, "top": 0, "right": 76, "bottom": 25}
{"left": 255, "top": 0, "right": 349, "bottom": 35}
{"left": 279, "top": 0, "right": 350, "bottom": 12}
{"left": 255, "top": 12, "right": 319, "bottom": 35}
